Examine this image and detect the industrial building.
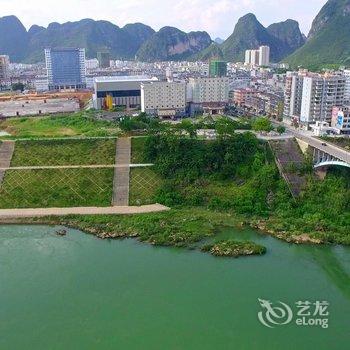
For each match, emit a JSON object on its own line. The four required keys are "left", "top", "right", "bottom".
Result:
{"left": 45, "top": 48, "right": 87, "bottom": 91}
{"left": 141, "top": 81, "right": 186, "bottom": 118}
{"left": 93, "top": 76, "right": 158, "bottom": 109}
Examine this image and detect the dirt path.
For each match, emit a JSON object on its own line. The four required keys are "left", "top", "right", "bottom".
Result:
{"left": 0, "top": 204, "right": 170, "bottom": 219}
{"left": 112, "top": 137, "right": 131, "bottom": 206}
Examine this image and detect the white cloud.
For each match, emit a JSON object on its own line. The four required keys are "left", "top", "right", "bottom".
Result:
{"left": 1, "top": 0, "right": 326, "bottom": 39}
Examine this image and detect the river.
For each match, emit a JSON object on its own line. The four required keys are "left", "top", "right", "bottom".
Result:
{"left": 0, "top": 225, "right": 349, "bottom": 349}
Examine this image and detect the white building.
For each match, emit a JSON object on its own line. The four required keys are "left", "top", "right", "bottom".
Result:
{"left": 34, "top": 76, "right": 49, "bottom": 92}
{"left": 245, "top": 50, "right": 252, "bottom": 65}
{"left": 244, "top": 46, "right": 269, "bottom": 66}
{"left": 283, "top": 71, "right": 306, "bottom": 122}
{"left": 187, "top": 77, "right": 229, "bottom": 115}
{"left": 300, "top": 75, "right": 345, "bottom": 126}
{"left": 187, "top": 77, "right": 229, "bottom": 104}
{"left": 0, "top": 55, "right": 10, "bottom": 82}
{"left": 343, "top": 69, "right": 350, "bottom": 104}
{"left": 259, "top": 46, "right": 270, "bottom": 66}
{"left": 141, "top": 81, "right": 186, "bottom": 118}
{"left": 85, "top": 59, "right": 99, "bottom": 70}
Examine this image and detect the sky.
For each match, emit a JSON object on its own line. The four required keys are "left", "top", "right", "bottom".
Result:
{"left": 2, "top": 0, "right": 327, "bottom": 39}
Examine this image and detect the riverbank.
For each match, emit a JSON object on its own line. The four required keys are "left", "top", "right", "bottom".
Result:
{"left": 0, "top": 207, "right": 347, "bottom": 258}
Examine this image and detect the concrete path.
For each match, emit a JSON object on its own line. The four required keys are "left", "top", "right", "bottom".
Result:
{"left": 0, "top": 164, "right": 154, "bottom": 171}
{"left": 112, "top": 137, "right": 131, "bottom": 206}
{"left": 0, "top": 141, "right": 15, "bottom": 185}
{"left": 0, "top": 204, "right": 170, "bottom": 219}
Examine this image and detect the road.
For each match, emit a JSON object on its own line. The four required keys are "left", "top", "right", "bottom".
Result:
{"left": 0, "top": 204, "right": 170, "bottom": 219}
{"left": 274, "top": 121, "right": 350, "bottom": 164}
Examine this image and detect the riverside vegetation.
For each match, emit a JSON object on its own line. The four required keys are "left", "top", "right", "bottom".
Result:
{"left": 1, "top": 114, "right": 349, "bottom": 256}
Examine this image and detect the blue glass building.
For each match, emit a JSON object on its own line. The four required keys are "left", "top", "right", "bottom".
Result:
{"left": 45, "top": 48, "right": 86, "bottom": 91}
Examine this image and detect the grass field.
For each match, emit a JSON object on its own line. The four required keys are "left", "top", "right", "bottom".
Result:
{"left": 0, "top": 112, "right": 121, "bottom": 139}
{"left": 131, "top": 137, "right": 149, "bottom": 163}
{"left": 0, "top": 168, "right": 114, "bottom": 208}
{"left": 129, "top": 167, "right": 162, "bottom": 205}
{"left": 11, "top": 139, "right": 117, "bottom": 166}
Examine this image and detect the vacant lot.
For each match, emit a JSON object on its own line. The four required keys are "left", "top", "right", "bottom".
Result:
{"left": 0, "top": 168, "right": 114, "bottom": 208}
{"left": 0, "top": 112, "right": 121, "bottom": 138}
{"left": 11, "top": 138, "right": 117, "bottom": 166}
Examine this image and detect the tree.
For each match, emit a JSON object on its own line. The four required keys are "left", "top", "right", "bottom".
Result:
{"left": 276, "top": 126, "right": 286, "bottom": 134}
{"left": 252, "top": 117, "right": 272, "bottom": 132}
{"left": 11, "top": 82, "right": 25, "bottom": 92}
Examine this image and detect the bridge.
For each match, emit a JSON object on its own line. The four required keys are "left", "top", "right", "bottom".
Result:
{"left": 283, "top": 127, "right": 350, "bottom": 170}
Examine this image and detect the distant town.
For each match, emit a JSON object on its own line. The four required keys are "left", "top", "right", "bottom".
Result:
{"left": 0, "top": 44, "right": 349, "bottom": 137}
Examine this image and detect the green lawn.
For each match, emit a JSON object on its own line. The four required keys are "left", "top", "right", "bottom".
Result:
{"left": 11, "top": 139, "right": 117, "bottom": 166}
{"left": 131, "top": 137, "right": 149, "bottom": 163}
{"left": 0, "top": 112, "right": 121, "bottom": 139}
{"left": 129, "top": 167, "right": 162, "bottom": 205}
{"left": 0, "top": 168, "right": 114, "bottom": 208}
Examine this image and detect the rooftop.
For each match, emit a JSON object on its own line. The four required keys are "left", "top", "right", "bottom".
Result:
{"left": 94, "top": 76, "right": 157, "bottom": 83}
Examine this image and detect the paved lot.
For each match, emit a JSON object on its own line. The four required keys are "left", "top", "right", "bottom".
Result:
{"left": 0, "top": 98, "right": 80, "bottom": 117}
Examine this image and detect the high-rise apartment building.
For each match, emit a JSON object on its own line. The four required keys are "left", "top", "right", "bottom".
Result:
{"left": 45, "top": 48, "right": 86, "bottom": 90}
{"left": 245, "top": 50, "right": 252, "bottom": 65}
{"left": 245, "top": 46, "right": 270, "bottom": 66}
{"left": 209, "top": 60, "right": 227, "bottom": 77}
{"left": 259, "top": 46, "right": 270, "bottom": 66}
{"left": 97, "top": 51, "right": 111, "bottom": 69}
{"left": 283, "top": 71, "right": 305, "bottom": 122}
{"left": 0, "top": 55, "right": 10, "bottom": 82}
{"left": 343, "top": 69, "right": 350, "bottom": 104}
{"left": 300, "top": 75, "right": 345, "bottom": 126}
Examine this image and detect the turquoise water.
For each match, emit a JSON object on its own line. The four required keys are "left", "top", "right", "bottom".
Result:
{"left": 0, "top": 225, "right": 349, "bottom": 349}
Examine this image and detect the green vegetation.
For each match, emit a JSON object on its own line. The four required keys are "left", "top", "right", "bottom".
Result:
{"left": 139, "top": 133, "right": 350, "bottom": 245}
{"left": 0, "top": 168, "right": 114, "bottom": 208}
{"left": 201, "top": 240, "right": 266, "bottom": 257}
{"left": 265, "top": 168, "right": 350, "bottom": 245}
{"left": 276, "top": 126, "right": 286, "bottom": 134}
{"left": 252, "top": 117, "right": 273, "bottom": 132}
{"left": 129, "top": 167, "right": 162, "bottom": 206}
{"left": 286, "top": 1, "right": 350, "bottom": 68}
{"left": 0, "top": 112, "right": 121, "bottom": 139}
{"left": 42, "top": 208, "right": 245, "bottom": 247}
{"left": 320, "top": 136, "right": 350, "bottom": 151}
{"left": 11, "top": 139, "right": 116, "bottom": 166}
{"left": 131, "top": 137, "right": 149, "bottom": 163}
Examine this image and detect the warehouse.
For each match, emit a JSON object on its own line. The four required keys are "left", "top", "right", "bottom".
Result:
{"left": 93, "top": 76, "right": 158, "bottom": 110}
